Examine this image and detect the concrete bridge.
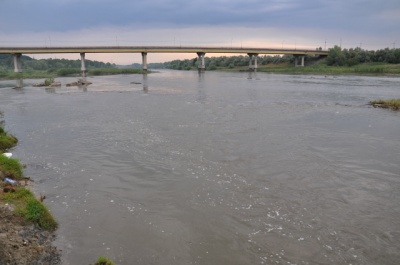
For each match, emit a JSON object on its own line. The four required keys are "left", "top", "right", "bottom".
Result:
{"left": 0, "top": 46, "right": 328, "bottom": 75}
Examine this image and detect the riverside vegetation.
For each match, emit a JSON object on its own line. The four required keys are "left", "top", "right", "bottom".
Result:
{"left": 0, "top": 54, "right": 145, "bottom": 80}
{"left": 369, "top": 99, "right": 400, "bottom": 110}
{"left": 161, "top": 46, "right": 400, "bottom": 75}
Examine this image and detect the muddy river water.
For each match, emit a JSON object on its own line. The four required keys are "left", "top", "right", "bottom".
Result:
{"left": 1, "top": 71, "right": 399, "bottom": 264}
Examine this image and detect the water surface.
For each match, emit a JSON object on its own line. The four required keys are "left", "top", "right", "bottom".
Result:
{"left": 1, "top": 71, "right": 399, "bottom": 265}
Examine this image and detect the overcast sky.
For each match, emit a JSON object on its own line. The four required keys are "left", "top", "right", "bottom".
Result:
{"left": 1, "top": 0, "right": 399, "bottom": 64}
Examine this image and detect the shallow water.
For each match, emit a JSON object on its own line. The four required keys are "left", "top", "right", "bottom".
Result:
{"left": 1, "top": 71, "right": 400, "bottom": 265}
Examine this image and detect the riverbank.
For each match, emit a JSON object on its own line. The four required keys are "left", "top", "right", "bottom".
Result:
{"left": 226, "top": 61, "right": 400, "bottom": 75}
{"left": 0, "top": 115, "right": 61, "bottom": 264}
{"left": 0, "top": 68, "right": 147, "bottom": 80}
{"left": 0, "top": 203, "right": 60, "bottom": 264}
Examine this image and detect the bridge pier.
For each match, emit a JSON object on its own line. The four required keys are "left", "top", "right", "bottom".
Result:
{"left": 80, "top": 53, "right": 86, "bottom": 78}
{"left": 248, "top": 53, "right": 258, "bottom": 71}
{"left": 12, "top": 53, "right": 23, "bottom": 88}
{"left": 13, "top": 53, "right": 22, "bottom": 73}
{"left": 294, "top": 55, "right": 305, "bottom": 67}
{"left": 197, "top": 52, "right": 206, "bottom": 72}
{"left": 142, "top": 52, "right": 148, "bottom": 72}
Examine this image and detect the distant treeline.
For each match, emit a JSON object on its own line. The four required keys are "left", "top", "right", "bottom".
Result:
{"left": 0, "top": 54, "right": 115, "bottom": 72}
{"left": 152, "top": 47, "right": 400, "bottom": 70}
{"left": 326, "top": 46, "right": 400, "bottom": 66}
{"left": 162, "top": 54, "right": 296, "bottom": 70}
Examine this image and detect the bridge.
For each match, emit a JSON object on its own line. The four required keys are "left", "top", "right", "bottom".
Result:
{"left": 0, "top": 46, "right": 328, "bottom": 75}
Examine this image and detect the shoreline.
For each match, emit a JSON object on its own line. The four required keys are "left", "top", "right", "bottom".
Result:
{"left": 0, "top": 200, "right": 61, "bottom": 264}
{"left": 1, "top": 117, "right": 61, "bottom": 264}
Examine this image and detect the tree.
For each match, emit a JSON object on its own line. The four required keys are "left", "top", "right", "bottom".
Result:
{"left": 326, "top": 45, "right": 346, "bottom": 66}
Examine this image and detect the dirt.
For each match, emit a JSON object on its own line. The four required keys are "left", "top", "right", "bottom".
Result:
{"left": 0, "top": 193, "right": 61, "bottom": 265}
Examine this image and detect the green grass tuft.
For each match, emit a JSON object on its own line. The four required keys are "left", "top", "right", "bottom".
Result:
{"left": 0, "top": 155, "right": 23, "bottom": 180}
{"left": 1, "top": 187, "right": 58, "bottom": 231}
{"left": 0, "top": 126, "right": 18, "bottom": 152}
{"left": 95, "top": 256, "right": 117, "bottom": 265}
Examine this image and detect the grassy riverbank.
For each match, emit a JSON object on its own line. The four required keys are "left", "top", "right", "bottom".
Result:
{"left": 165, "top": 61, "right": 400, "bottom": 75}
{"left": 0, "top": 116, "right": 60, "bottom": 263}
{"left": 219, "top": 61, "right": 400, "bottom": 75}
{"left": 0, "top": 122, "right": 58, "bottom": 230}
{"left": 256, "top": 61, "right": 400, "bottom": 75}
{"left": 0, "top": 68, "right": 147, "bottom": 80}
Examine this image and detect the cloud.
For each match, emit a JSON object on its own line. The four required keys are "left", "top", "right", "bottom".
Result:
{"left": 1, "top": 0, "right": 397, "bottom": 33}
{"left": 0, "top": 0, "right": 399, "bottom": 63}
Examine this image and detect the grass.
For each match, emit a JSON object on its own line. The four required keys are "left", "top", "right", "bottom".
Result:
{"left": 369, "top": 99, "right": 400, "bottom": 110}
{"left": 0, "top": 155, "right": 24, "bottom": 180}
{"left": 0, "top": 126, "right": 18, "bottom": 152}
{"left": 88, "top": 68, "right": 146, "bottom": 75}
{"left": 0, "top": 187, "right": 58, "bottom": 230}
{"left": 255, "top": 62, "right": 400, "bottom": 75}
{"left": 95, "top": 256, "right": 117, "bottom": 265}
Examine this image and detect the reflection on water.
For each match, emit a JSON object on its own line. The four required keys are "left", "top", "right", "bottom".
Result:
{"left": 0, "top": 71, "right": 400, "bottom": 265}
{"left": 142, "top": 73, "right": 148, "bottom": 93}
{"left": 15, "top": 78, "right": 23, "bottom": 88}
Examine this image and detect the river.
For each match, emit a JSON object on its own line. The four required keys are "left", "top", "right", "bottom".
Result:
{"left": 1, "top": 71, "right": 399, "bottom": 265}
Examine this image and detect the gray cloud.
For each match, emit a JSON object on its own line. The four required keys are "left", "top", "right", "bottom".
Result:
{"left": 1, "top": 0, "right": 399, "bottom": 61}
{"left": 1, "top": 0, "right": 398, "bottom": 34}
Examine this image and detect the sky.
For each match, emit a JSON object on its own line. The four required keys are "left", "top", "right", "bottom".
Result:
{"left": 1, "top": 0, "right": 399, "bottom": 64}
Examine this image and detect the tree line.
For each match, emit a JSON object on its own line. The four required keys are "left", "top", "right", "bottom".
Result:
{"left": 326, "top": 46, "right": 400, "bottom": 66}
{"left": 162, "top": 54, "right": 296, "bottom": 70}
{"left": 0, "top": 54, "right": 115, "bottom": 72}
{"left": 160, "top": 47, "right": 400, "bottom": 70}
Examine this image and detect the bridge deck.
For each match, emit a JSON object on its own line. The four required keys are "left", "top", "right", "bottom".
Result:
{"left": 0, "top": 46, "right": 328, "bottom": 56}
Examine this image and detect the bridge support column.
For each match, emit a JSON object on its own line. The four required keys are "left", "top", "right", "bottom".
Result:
{"left": 13, "top": 54, "right": 23, "bottom": 88}
{"left": 197, "top": 52, "right": 206, "bottom": 72}
{"left": 13, "top": 53, "right": 22, "bottom": 73}
{"left": 248, "top": 53, "right": 258, "bottom": 71}
{"left": 141, "top": 52, "right": 148, "bottom": 72}
{"left": 80, "top": 53, "right": 86, "bottom": 78}
{"left": 294, "top": 55, "right": 305, "bottom": 67}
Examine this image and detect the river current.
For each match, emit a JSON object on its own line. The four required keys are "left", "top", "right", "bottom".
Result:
{"left": 1, "top": 71, "right": 399, "bottom": 265}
